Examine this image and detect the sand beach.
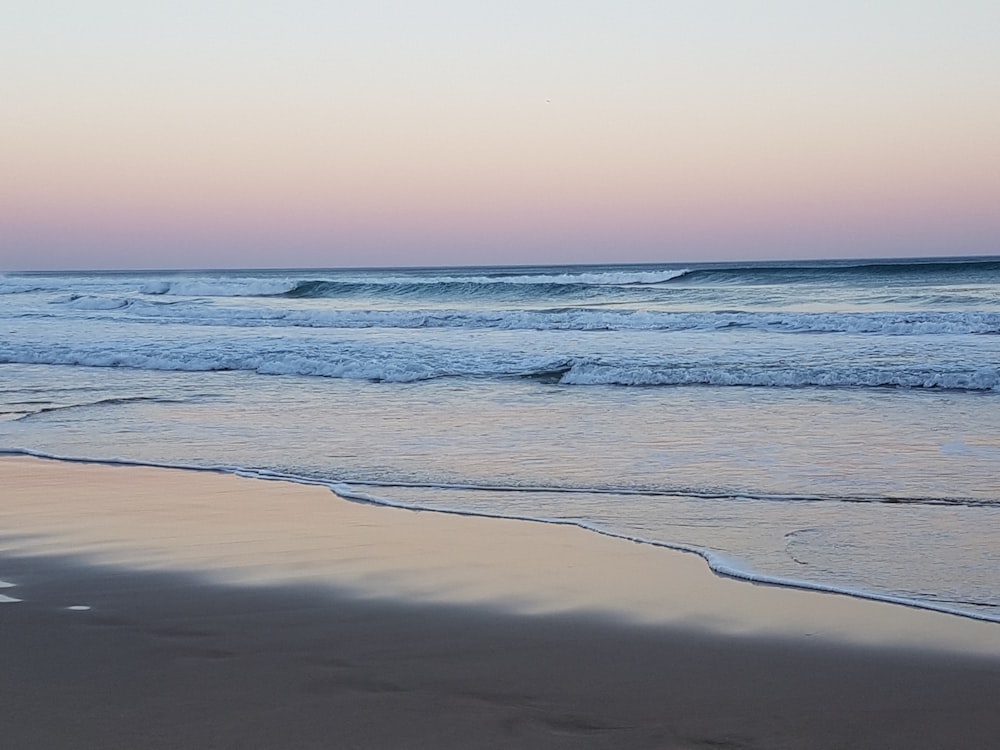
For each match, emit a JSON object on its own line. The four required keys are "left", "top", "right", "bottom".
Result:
{"left": 2, "top": 455, "right": 999, "bottom": 748}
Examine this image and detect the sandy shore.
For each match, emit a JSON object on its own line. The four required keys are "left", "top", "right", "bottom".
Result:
{"left": 2, "top": 455, "right": 1000, "bottom": 748}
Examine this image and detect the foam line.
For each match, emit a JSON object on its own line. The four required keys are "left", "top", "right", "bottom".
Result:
{"left": 322, "top": 484, "right": 1000, "bottom": 625}
{"left": 316, "top": 477, "right": 988, "bottom": 509}
{"left": 3, "top": 344, "right": 997, "bottom": 392}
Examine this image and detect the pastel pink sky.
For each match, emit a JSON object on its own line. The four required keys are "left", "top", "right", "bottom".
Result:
{"left": 2, "top": 2, "right": 999, "bottom": 270}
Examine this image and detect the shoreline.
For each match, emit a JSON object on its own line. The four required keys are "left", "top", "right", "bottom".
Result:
{"left": 5, "top": 448, "right": 997, "bottom": 627}
{"left": 4, "top": 456, "right": 1000, "bottom": 747}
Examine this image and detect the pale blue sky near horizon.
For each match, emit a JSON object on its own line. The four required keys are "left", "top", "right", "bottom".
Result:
{"left": 2, "top": 1, "right": 999, "bottom": 270}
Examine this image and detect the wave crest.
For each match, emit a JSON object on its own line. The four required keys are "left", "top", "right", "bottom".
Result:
{"left": 3, "top": 342, "right": 998, "bottom": 392}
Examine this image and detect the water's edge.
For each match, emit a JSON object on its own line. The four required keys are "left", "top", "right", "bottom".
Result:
{"left": 3, "top": 446, "right": 996, "bottom": 626}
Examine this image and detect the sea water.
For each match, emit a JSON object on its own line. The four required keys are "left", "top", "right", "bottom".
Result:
{"left": 1, "top": 258, "right": 999, "bottom": 620}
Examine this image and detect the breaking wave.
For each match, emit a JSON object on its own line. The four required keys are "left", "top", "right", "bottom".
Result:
{"left": 2, "top": 341, "right": 997, "bottom": 392}
{"left": 39, "top": 297, "right": 1000, "bottom": 335}
{"left": 134, "top": 269, "right": 693, "bottom": 299}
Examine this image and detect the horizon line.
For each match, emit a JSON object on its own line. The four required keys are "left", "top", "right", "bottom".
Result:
{"left": 5, "top": 252, "right": 1000, "bottom": 276}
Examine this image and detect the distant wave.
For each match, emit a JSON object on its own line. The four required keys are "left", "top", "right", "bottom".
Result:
{"left": 42, "top": 297, "right": 1000, "bottom": 335}
{"left": 6, "top": 257, "right": 998, "bottom": 299}
{"left": 0, "top": 280, "right": 47, "bottom": 295}
{"left": 139, "top": 277, "right": 301, "bottom": 297}
{"left": 676, "top": 257, "right": 1000, "bottom": 286}
{"left": 51, "top": 294, "right": 191, "bottom": 311}
{"left": 135, "top": 269, "right": 693, "bottom": 299}
{"left": 54, "top": 294, "right": 131, "bottom": 310}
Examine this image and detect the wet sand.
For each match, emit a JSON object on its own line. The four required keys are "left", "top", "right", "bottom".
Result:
{"left": 2, "top": 456, "right": 999, "bottom": 748}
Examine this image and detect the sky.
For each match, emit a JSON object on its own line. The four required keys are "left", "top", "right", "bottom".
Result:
{"left": 2, "top": 1, "right": 999, "bottom": 270}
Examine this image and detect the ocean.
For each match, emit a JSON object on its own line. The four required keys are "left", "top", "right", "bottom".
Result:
{"left": 2, "top": 257, "right": 999, "bottom": 621}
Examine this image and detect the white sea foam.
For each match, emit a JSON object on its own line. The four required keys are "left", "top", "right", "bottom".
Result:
{"left": 140, "top": 277, "right": 301, "bottom": 297}
{"left": 0, "top": 575, "right": 19, "bottom": 604}
{"left": 3, "top": 338, "right": 998, "bottom": 391}
{"left": 56, "top": 295, "right": 131, "bottom": 310}
{"left": 558, "top": 362, "right": 1000, "bottom": 391}
{"left": 35, "top": 297, "right": 1000, "bottom": 336}
{"left": 322, "top": 269, "right": 692, "bottom": 286}
{"left": 321, "top": 481, "right": 1000, "bottom": 624}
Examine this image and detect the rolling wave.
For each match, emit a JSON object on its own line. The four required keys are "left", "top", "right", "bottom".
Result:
{"left": 2, "top": 342, "right": 997, "bottom": 391}
{"left": 136, "top": 269, "right": 693, "bottom": 299}
{"left": 4, "top": 257, "right": 998, "bottom": 300}
{"left": 139, "top": 258, "right": 998, "bottom": 299}
{"left": 52, "top": 294, "right": 194, "bottom": 311}
{"left": 558, "top": 362, "right": 1000, "bottom": 391}
{"left": 42, "top": 297, "right": 1000, "bottom": 335}
{"left": 676, "top": 256, "right": 1000, "bottom": 286}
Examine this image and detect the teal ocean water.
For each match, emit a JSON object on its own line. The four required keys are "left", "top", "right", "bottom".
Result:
{"left": 2, "top": 257, "right": 999, "bottom": 620}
